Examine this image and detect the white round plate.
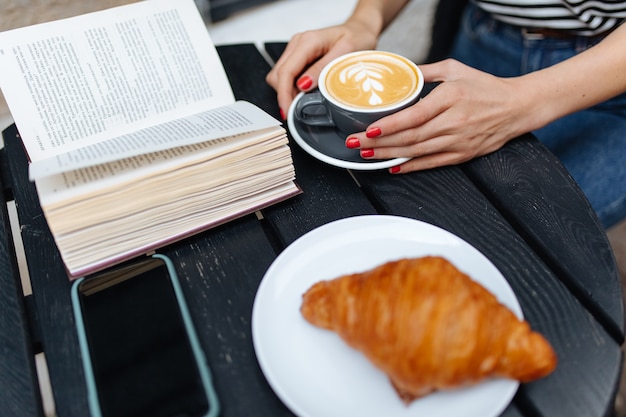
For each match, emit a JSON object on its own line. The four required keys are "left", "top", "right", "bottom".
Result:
{"left": 252, "top": 215, "right": 521, "bottom": 417}
{"left": 287, "top": 92, "right": 409, "bottom": 170}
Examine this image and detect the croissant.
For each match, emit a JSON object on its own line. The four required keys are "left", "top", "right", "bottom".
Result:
{"left": 300, "top": 256, "right": 557, "bottom": 403}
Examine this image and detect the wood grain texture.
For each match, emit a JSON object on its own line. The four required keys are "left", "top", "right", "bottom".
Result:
{"left": 462, "top": 135, "right": 624, "bottom": 341}
{"left": 161, "top": 217, "right": 294, "bottom": 417}
{"left": 0, "top": 145, "right": 43, "bottom": 417}
{"left": 3, "top": 126, "right": 90, "bottom": 417}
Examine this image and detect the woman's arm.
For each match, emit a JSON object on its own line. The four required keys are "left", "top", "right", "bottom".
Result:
{"left": 521, "top": 24, "right": 626, "bottom": 125}
{"left": 266, "top": 0, "right": 411, "bottom": 117}
{"left": 348, "top": 0, "right": 411, "bottom": 35}
{"left": 352, "top": 23, "right": 626, "bottom": 173}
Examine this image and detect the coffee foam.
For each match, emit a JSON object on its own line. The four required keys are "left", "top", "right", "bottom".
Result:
{"left": 324, "top": 51, "right": 419, "bottom": 109}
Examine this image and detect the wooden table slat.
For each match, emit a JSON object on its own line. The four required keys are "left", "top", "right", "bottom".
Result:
{"left": 3, "top": 125, "right": 90, "bottom": 417}
{"left": 161, "top": 217, "right": 294, "bottom": 417}
{"left": 217, "top": 44, "right": 281, "bottom": 120}
{"left": 0, "top": 144, "right": 44, "bottom": 417}
{"left": 463, "top": 135, "right": 624, "bottom": 341}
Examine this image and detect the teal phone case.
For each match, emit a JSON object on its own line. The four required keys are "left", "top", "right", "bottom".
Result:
{"left": 71, "top": 254, "right": 220, "bottom": 417}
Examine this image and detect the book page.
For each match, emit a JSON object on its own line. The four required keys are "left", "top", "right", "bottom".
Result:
{"left": 0, "top": 0, "right": 234, "bottom": 162}
{"left": 29, "top": 101, "right": 281, "bottom": 179}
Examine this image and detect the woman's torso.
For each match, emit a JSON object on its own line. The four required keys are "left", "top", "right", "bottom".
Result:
{"left": 473, "top": 0, "right": 626, "bottom": 35}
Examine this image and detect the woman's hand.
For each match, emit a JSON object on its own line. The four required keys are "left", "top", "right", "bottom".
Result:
{"left": 347, "top": 59, "right": 543, "bottom": 173}
{"left": 266, "top": 0, "right": 412, "bottom": 118}
{"left": 266, "top": 20, "right": 378, "bottom": 119}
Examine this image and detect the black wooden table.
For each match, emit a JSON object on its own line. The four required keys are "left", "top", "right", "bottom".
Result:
{"left": 1, "top": 43, "right": 624, "bottom": 417}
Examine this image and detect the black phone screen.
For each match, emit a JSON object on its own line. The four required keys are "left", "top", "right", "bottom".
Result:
{"left": 77, "top": 257, "right": 210, "bottom": 417}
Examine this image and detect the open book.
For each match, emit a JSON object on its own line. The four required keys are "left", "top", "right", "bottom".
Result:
{"left": 0, "top": 0, "right": 300, "bottom": 279}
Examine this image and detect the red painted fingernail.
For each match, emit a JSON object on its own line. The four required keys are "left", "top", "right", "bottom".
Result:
{"left": 297, "top": 75, "right": 313, "bottom": 90}
{"left": 279, "top": 108, "right": 286, "bottom": 120}
{"left": 361, "top": 148, "right": 374, "bottom": 158}
{"left": 366, "top": 127, "right": 382, "bottom": 138}
{"left": 346, "top": 137, "right": 360, "bottom": 149}
{"left": 390, "top": 165, "right": 401, "bottom": 174}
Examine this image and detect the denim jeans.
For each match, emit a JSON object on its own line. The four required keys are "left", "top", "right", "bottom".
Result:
{"left": 449, "top": 3, "right": 626, "bottom": 229}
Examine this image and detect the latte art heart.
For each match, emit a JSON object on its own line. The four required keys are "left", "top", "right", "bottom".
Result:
{"left": 340, "top": 62, "right": 390, "bottom": 106}
{"left": 324, "top": 51, "right": 420, "bottom": 109}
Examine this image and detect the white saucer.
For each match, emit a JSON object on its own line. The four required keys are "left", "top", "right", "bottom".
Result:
{"left": 287, "top": 92, "right": 410, "bottom": 170}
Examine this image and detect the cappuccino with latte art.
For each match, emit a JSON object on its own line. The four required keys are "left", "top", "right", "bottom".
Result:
{"left": 323, "top": 51, "right": 420, "bottom": 109}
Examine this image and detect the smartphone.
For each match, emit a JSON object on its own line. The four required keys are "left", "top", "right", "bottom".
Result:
{"left": 71, "top": 254, "right": 219, "bottom": 417}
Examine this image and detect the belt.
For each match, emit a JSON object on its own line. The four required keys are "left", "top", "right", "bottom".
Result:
{"left": 521, "top": 26, "right": 616, "bottom": 40}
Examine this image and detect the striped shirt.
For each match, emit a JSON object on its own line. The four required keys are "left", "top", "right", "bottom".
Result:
{"left": 474, "top": 0, "right": 626, "bottom": 35}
